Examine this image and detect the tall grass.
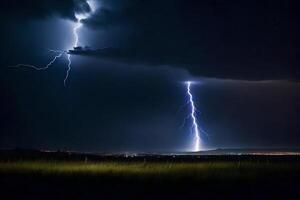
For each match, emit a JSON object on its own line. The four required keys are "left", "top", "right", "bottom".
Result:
{"left": 0, "top": 161, "right": 299, "bottom": 181}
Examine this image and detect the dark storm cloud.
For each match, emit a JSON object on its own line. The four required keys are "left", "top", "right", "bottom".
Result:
{"left": 1, "top": 0, "right": 91, "bottom": 21}
{"left": 80, "top": 0, "right": 300, "bottom": 81}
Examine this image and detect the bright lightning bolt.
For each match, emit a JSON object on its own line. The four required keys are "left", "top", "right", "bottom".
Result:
{"left": 63, "top": 20, "right": 78, "bottom": 86}
{"left": 65, "top": 54, "right": 72, "bottom": 86}
{"left": 64, "top": 3, "right": 93, "bottom": 86}
{"left": 185, "top": 81, "right": 201, "bottom": 152}
{"left": 73, "top": 20, "right": 82, "bottom": 48}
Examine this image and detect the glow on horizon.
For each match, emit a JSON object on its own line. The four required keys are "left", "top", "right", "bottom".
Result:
{"left": 186, "top": 81, "right": 201, "bottom": 152}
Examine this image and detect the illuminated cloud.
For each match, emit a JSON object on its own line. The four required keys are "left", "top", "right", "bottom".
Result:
{"left": 1, "top": 0, "right": 91, "bottom": 21}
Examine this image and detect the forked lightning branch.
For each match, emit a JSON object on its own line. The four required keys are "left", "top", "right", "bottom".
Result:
{"left": 9, "top": 1, "right": 96, "bottom": 86}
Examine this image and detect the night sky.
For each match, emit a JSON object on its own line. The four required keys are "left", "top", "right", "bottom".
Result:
{"left": 0, "top": 0, "right": 299, "bottom": 152}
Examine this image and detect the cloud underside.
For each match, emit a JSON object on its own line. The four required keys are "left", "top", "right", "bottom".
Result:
{"left": 3, "top": 0, "right": 300, "bottom": 80}
{"left": 82, "top": 0, "right": 299, "bottom": 81}
{"left": 70, "top": 46, "right": 298, "bottom": 81}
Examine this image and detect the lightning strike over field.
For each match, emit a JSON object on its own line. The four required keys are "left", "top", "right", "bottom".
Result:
{"left": 10, "top": 0, "right": 96, "bottom": 87}
{"left": 185, "top": 81, "right": 201, "bottom": 152}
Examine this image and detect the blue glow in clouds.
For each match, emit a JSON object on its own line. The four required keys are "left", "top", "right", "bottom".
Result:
{"left": 10, "top": 0, "right": 97, "bottom": 87}
{"left": 186, "top": 81, "right": 201, "bottom": 152}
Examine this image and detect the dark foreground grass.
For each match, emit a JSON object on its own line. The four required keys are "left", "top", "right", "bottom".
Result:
{"left": 1, "top": 160, "right": 300, "bottom": 199}
{"left": 0, "top": 160, "right": 300, "bottom": 181}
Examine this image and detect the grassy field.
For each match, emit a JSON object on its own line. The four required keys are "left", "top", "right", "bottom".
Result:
{"left": 1, "top": 159, "right": 300, "bottom": 199}
{"left": 1, "top": 160, "right": 300, "bottom": 180}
